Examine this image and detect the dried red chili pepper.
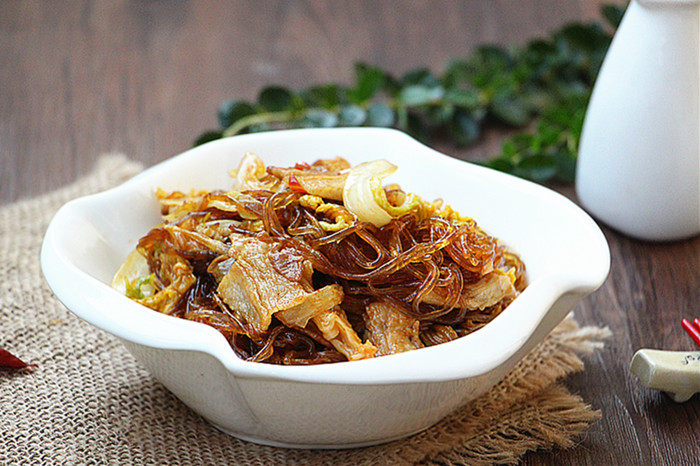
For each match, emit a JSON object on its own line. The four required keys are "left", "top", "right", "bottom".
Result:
{"left": 0, "top": 348, "right": 36, "bottom": 370}
{"left": 288, "top": 174, "right": 307, "bottom": 193}
{"left": 294, "top": 162, "right": 311, "bottom": 170}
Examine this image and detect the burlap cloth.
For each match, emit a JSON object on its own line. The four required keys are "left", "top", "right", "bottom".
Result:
{"left": 1, "top": 155, "right": 611, "bottom": 465}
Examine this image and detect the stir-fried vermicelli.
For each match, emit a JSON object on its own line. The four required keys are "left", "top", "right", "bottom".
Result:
{"left": 113, "top": 154, "right": 526, "bottom": 364}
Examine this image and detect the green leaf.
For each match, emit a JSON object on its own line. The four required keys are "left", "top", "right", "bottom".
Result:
{"left": 218, "top": 101, "right": 256, "bottom": 129}
{"left": 471, "top": 107, "right": 487, "bottom": 123}
{"left": 287, "top": 95, "right": 308, "bottom": 118}
{"left": 365, "top": 103, "right": 395, "bottom": 127}
{"left": 510, "top": 133, "right": 536, "bottom": 151}
{"left": 474, "top": 45, "right": 513, "bottom": 66}
{"left": 442, "top": 60, "right": 471, "bottom": 88}
{"left": 602, "top": 4, "right": 625, "bottom": 28}
{"left": 302, "top": 109, "right": 338, "bottom": 128}
{"left": 491, "top": 93, "right": 530, "bottom": 126}
{"left": 487, "top": 157, "right": 516, "bottom": 173}
{"left": 450, "top": 111, "right": 481, "bottom": 146}
{"left": 258, "top": 86, "right": 293, "bottom": 111}
{"left": 542, "top": 95, "right": 589, "bottom": 130}
{"left": 524, "top": 39, "right": 556, "bottom": 58}
{"left": 515, "top": 155, "right": 558, "bottom": 182}
{"left": 302, "top": 85, "right": 346, "bottom": 109}
{"left": 521, "top": 87, "right": 553, "bottom": 113}
{"left": 553, "top": 148, "right": 577, "bottom": 183}
{"left": 397, "top": 85, "right": 445, "bottom": 106}
{"left": 535, "top": 121, "right": 561, "bottom": 146}
{"left": 443, "top": 88, "right": 481, "bottom": 109}
{"left": 193, "top": 130, "right": 223, "bottom": 146}
{"left": 338, "top": 105, "right": 366, "bottom": 126}
{"left": 552, "top": 79, "right": 589, "bottom": 98}
{"left": 555, "top": 24, "right": 610, "bottom": 53}
{"left": 501, "top": 140, "right": 518, "bottom": 160}
{"left": 426, "top": 104, "right": 454, "bottom": 126}
{"left": 401, "top": 68, "right": 440, "bottom": 87}
{"left": 348, "top": 63, "right": 385, "bottom": 103}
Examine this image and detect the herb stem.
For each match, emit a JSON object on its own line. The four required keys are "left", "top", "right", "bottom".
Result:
{"left": 223, "top": 111, "right": 292, "bottom": 137}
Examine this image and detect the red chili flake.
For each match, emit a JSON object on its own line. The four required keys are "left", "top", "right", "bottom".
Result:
{"left": 294, "top": 162, "right": 311, "bottom": 170}
{"left": 288, "top": 174, "right": 307, "bottom": 193}
{"left": 0, "top": 348, "right": 36, "bottom": 371}
{"left": 681, "top": 318, "right": 700, "bottom": 347}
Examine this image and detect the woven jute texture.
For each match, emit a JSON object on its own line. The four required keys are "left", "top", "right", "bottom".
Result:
{"left": 1, "top": 155, "right": 610, "bottom": 465}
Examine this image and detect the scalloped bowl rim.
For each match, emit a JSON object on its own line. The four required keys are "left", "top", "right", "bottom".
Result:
{"left": 41, "top": 128, "right": 609, "bottom": 385}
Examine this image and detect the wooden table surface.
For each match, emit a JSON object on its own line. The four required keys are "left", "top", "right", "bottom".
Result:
{"left": 2, "top": 1, "right": 698, "bottom": 463}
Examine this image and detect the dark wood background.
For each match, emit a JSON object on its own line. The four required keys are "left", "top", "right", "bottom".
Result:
{"left": 1, "top": 1, "right": 698, "bottom": 463}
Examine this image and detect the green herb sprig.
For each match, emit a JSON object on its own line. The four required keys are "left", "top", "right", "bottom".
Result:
{"left": 195, "top": 4, "right": 624, "bottom": 184}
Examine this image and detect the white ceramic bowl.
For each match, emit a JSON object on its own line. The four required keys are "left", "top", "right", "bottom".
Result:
{"left": 41, "top": 128, "right": 610, "bottom": 448}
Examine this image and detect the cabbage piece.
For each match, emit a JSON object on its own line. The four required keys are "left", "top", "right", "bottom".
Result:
{"left": 293, "top": 173, "right": 347, "bottom": 201}
{"left": 267, "top": 162, "right": 349, "bottom": 201}
{"left": 155, "top": 188, "right": 209, "bottom": 223}
{"left": 312, "top": 307, "right": 377, "bottom": 360}
{"left": 112, "top": 249, "right": 152, "bottom": 295}
{"left": 298, "top": 194, "right": 356, "bottom": 232}
{"left": 420, "top": 324, "right": 459, "bottom": 347}
{"left": 229, "top": 152, "right": 281, "bottom": 192}
{"left": 276, "top": 284, "right": 344, "bottom": 328}
{"left": 160, "top": 224, "right": 230, "bottom": 256}
{"left": 364, "top": 301, "right": 423, "bottom": 356}
{"left": 342, "top": 160, "right": 420, "bottom": 227}
{"left": 125, "top": 274, "right": 156, "bottom": 300}
{"left": 216, "top": 234, "right": 343, "bottom": 335}
{"left": 137, "top": 256, "right": 195, "bottom": 315}
{"left": 112, "top": 247, "right": 196, "bottom": 315}
{"left": 231, "top": 152, "right": 266, "bottom": 190}
{"left": 196, "top": 219, "right": 264, "bottom": 242}
{"left": 423, "top": 270, "right": 516, "bottom": 310}
{"left": 420, "top": 198, "right": 474, "bottom": 224}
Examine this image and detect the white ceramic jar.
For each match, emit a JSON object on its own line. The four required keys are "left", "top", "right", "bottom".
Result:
{"left": 577, "top": 0, "right": 699, "bottom": 241}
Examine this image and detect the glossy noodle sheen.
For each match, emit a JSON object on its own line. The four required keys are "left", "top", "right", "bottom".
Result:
{"left": 113, "top": 154, "right": 526, "bottom": 365}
